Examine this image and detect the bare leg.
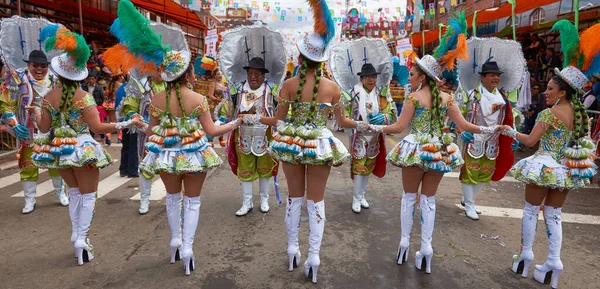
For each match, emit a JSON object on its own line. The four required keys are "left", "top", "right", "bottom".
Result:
{"left": 421, "top": 170, "right": 444, "bottom": 197}
{"left": 525, "top": 184, "right": 549, "bottom": 206}
{"left": 183, "top": 173, "right": 208, "bottom": 198}
{"left": 306, "top": 165, "right": 331, "bottom": 202}
{"left": 401, "top": 167, "right": 425, "bottom": 193}
{"left": 282, "top": 163, "right": 306, "bottom": 198}
{"left": 72, "top": 167, "right": 99, "bottom": 194}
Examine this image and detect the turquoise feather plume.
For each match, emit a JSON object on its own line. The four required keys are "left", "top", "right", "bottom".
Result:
{"left": 308, "top": 0, "right": 335, "bottom": 45}
{"left": 433, "top": 11, "right": 466, "bottom": 60}
{"left": 110, "top": 0, "right": 168, "bottom": 65}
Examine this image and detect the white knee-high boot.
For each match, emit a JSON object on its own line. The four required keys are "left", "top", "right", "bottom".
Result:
{"left": 352, "top": 176, "right": 365, "bottom": 213}
{"left": 534, "top": 206, "right": 563, "bottom": 288}
{"left": 259, "top": 177, "right": 271, "bottom": 213}
{"left": 166, "top": 192, "right": 183, "bottom": 264}
{"left": 285, "top": 196, "right": 303, "bottom": 271}
{"left": 415, "top": 195, "right": 435, "bottom": 273}
{"left": 512, "top": 202, "right": 540, "bottom": 277}
{"left": 138, "top": 176, "right": 152, "bottom": 214}
{"left": 236, "top": 181, "right": 253, "bottom": 216}
{"left": 397, "top": 191, "right": 417, "bottom": 265}
{"left": 22, "top": 181, "right": 37, "bottom": 214}
{"left": 304, "top": 199, "right": 325, "bottom": 284}
{"left": 182, "top": 196, "right": 201, "bottom": 276}
{"left": 74, "top": 192, "right": 97, "bottom": 265}
{"left": 52, "top": 177, "right": 69, "bottom": 206}
{"left": 360, "top": 175, "right": 370, "bottom": 209}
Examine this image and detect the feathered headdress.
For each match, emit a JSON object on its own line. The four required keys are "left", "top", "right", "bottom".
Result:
{"left": 392, "top": 56, "right": 409, "bottom": 86}
{"left": 109, "top": 0, "right": 169, "bottom": 66}
{"left": 552, "top": 19, "right": 600, "bottom": 77}
{"left": 551, "top": 20, "right": 583, "bottom": 69}
{"left": 308, "top": 0, "right": 335, "bottom": 46}
{"left": 432, "top": 11, "right": 468, "bottom": 70}
{"left": 194, "top": 56, "right": 217, "bottom": 77}
{"left": 40, "top": 25, "right": 90, "bottom": 69}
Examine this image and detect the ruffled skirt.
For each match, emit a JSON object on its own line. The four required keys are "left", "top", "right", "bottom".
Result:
{"left": 139, "top": 142, "right": 222, "bottom": 175}
{"left": 386, "top": 134, "right": 464, "bottom": 173}
{"left": 510, "top": 154, "right": 594, "bottom": 190}
{"left": 33, "top": 134, "right": 112, "bottom": 169}
{"left": 268, "top": 128, "right": 349, "bottom": 166}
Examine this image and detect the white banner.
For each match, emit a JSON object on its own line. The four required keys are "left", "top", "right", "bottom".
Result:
{"left": 205, "top": 29, "right": 219, "bottom": 57}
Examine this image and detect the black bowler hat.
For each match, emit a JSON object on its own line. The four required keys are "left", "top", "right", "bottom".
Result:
{"left": 357, "top": 63, "right": 380, "bottom": 77}
{"left": 23, "top": 50, "right": 50, "bottom": 64}
{"left": 243, "top": 57, "right": 269, "bottom": 74}
{"left": 479, "top": 61, "right": 503, "bottom": 74}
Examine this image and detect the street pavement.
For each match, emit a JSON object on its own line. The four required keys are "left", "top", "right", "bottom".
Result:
{"left": 0, "top": 130, "right": 599, "bottom": 289}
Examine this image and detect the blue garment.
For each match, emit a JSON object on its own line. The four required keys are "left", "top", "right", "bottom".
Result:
{"left": 115, "top": 82, "right": 127, "bottom": 112}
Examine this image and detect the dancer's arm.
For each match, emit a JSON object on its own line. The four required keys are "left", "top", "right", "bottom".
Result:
{"left": 333, "top": 89, "right": 360, "bottom": 129}
{"left": 500, "top": 122, "right": 548, "bottom": 147}
{"left": 369, "top": 100, "right": 415, "bottom": 134}
{"left": 199, "top": 110, "right": 240, "bottom": 137}
{"left": 446, "top": 104, "right": 496, "bottom": 134}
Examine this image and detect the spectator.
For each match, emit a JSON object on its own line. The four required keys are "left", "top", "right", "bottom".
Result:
{"left": 524, "top": 82, "right": 545, "bottom": 135}
{"left": 528, "top": 33, "right": 545, "bottom": 60}
{"left": 535, "top": 48, "right": 548, "bottom": 82}
{"left": 545, "top": 47, "right": 562, "bottom": 72}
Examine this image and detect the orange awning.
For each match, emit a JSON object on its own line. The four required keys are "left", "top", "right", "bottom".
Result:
{"left": 412, "top": 0, "right": 561, "bottom": 47}
{"left": 129, "top": 0, "right": 207, "bottom": 31}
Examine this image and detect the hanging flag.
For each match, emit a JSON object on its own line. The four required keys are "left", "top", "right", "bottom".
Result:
{"left": 298, "top": 16, "right": 302, "bottom": 21}
{"left": 263, "top": 1, "right": 268, "bottom": 7}
{"left": 440, "top": 7, "right": 446, "bottom": 14}
{"left": 276, "top": 7, "right": 280, "bottom": 12}
{"left": 298, "top": 8, "right": 303, "bottom": 13}
{"left": 280, "top": 15, "right": 285, "bottom": 21}
{"left": 234, "top": 2, "right": 238, "bottom": 8}
{"left": 282, "top": 10, "right": 286, "bottom": 16}
{"left": 385, "top": 8, "right": 389, "bottom": 14}
{"left": 451, "top": 0, "right": 457, "bottom": 6}
{"left": 272, "top": 15, "right": 277, "bottom": 20}
{"left": 428, "top": 3, "right": 434, "bottom": 9}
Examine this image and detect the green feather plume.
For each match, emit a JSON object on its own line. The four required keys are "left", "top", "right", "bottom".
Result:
{"left": 551, "top": 20, "right": 583, "bottom": 68}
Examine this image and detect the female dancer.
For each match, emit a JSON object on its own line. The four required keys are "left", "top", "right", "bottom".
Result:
{"left": 31, "top": 26, "right": 141, "bottom": 265}
{"left": 368, "top": 55, "right": 499, "bottom": 273}
{"left": 210, "top": 68, "right": 229, "bottom": 146}
{"left": 504, "top": 21, "right": 598, "bottom": 288}
{"left": 241, "top": 1, "right": 362, "bottom": 281}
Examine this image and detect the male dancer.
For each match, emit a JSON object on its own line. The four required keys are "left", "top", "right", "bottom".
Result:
{"left": 346, "top": 63, "right": 395, "bottom": 213}
{"left": 459, "top": 61, "right": 514, "bottom": 220}
{"left": 0, "top": 50, "right": 67, "bottom": 213}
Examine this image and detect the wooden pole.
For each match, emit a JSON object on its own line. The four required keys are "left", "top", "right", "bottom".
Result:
{"left": 511, "top": 1, "right": 516, "bottom": 40}
{"left": 17, "top": 0, "right": 21, "bottom": 16}
{"left": 78, "top": 0, "right": 83, "bottom": 35}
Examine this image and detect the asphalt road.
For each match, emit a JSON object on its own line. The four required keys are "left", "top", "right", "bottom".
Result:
{"left": 0, "top": 130, "right": 598, "bottom": 289}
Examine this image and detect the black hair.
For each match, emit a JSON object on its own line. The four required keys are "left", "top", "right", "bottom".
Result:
{"left": 551, "top": 75, "right": 589, "bottom": 140}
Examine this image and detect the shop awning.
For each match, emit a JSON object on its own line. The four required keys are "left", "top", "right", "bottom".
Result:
{"left": 130, "top": 0, "right": 207, "bottom": 31}
{"left": 411, "top": 0, "right": 561, "bottom": 47}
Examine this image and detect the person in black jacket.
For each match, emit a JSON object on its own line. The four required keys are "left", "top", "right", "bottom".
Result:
{"left": 81, "top": 73, "right": 107, "bottom": 142}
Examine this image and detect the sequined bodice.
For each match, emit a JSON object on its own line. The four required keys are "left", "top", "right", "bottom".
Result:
{"left": 535, "top": 109, "right": 574, "bottom": 161}
{"left": 406, "top": 96, "right": 452, "bottom": 136}
{"left": 42, "top": 94, "right": 96, "bottom": 134}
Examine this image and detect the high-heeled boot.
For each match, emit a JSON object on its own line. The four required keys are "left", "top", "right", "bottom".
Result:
{"left": 304, "top": 199, "right": 325, "bottom": 284}
{"left": 533, "top": 206, "right": 563, "bottom": 288}
{"left": 285, "top": 197, "right": 303, "bottom": 271}
{"left": 166, "top": 192, "right": 183, "bottom": 264}
{"left": 68, "top": 187, "right": 81, "bottom": 257}
{"left": 74, "top": 192, "right": 97, "bottom": 265}
{"left": 182, "top": 196, "right": 201, "bottom": 276}
{"left": 512, "top": 202, "right": 540, "bottom": 277}
{"left": 415, "top": 195, "right": 435, "bottom": 273}
{"left": 397, "top": 192, "right": 417, "bottom": 265}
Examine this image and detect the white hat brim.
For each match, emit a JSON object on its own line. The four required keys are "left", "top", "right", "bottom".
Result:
{"left": 50, "top": 55, "right": 88, "bottom": 81}
{"left": 296, "top": 34, "right": 328, "bottom": 63}
{"left": 415, "top": 57, "right": 441, "bottom": 82}
{"left": 161, "top": 50, "right": 192, "bottom": 83}
{"left": 554, "top": 67, "right": 585, "bottom": 94}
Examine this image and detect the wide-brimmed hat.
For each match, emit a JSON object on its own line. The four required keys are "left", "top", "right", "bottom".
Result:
{"left": 555, "top": 66, "right": 588, "bottom": 94}
{"left": 161, "top": 50, "right": 191, "bottom": 82}
{"left": 23, "top": 50, "right": 50, "bottom": 64}
{"left": 297, "top": 32, "right": 329, "bottom": 62}
{"left": 357, "top": 63, "right": 380, "bottom": 77}
{"left": 243, "top": 57, "right": 269, "bottom": 74}
{"left": 415, "top": 55, "right": 442, "bottom": 82}
{"left": 50, "top": 53, "right": 88, "bottom": 81}
{"left": 479, "top": 61, "right": 504, "bottom": 74}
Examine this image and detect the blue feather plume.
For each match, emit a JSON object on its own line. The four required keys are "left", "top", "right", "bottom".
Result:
{"left": 39, "top": 24, "right": 59, "bottom": 42}
{"left": 586, "top": 54, "right": 600, "bottom": 77}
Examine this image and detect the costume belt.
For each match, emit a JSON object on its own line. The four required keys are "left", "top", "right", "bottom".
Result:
{"left": 238, "top": 124, "right": 268, "bottom": 156}
{"left": 352, "top": 131, "right": 381, "bottom": 159}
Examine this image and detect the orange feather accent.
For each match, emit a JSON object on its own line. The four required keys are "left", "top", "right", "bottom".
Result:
{"left": 54, "top": 28, "right": 77, "bottom": 51}
{"left": 440, "top": 34, "right": 468, "bottom": 71}
{"left": 579, "top": 24, "right": 600, "bottom": 71}
{"left": 102, "top": 44, "right": 156, "bottom": 74}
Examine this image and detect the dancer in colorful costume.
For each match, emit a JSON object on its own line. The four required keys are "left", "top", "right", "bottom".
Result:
{"left": 365, "top": 12, "right": 499, "bottom": 273}
{"left": 30, "top": 24, "right": 141, "bottom": 265}
{"left": 240, "top": 0, "right": 368, "bottom": 283}
{"left": 0, "top": 16, "right": 68, "bottom": 213}
{"left": 107, "top": 21, "right": 181, "bottom": 214}
{"left": 329, "top": 38, "right": 396, "bottom": 213}
{"left": 107, "top": 0, "right": 240, "bottom": 275}
{"left": 504, "top": 20, "right": 598, "bottom": 288}
{"left": 456, "top": 37, "right": 525, "bottom": 220}
{"left": 218, "top": 24, "right": 287, "bottom": 216}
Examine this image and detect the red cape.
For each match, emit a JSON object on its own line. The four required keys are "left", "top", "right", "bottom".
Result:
{"left": 491, "top": 101, "right": 514, "bottom": 181}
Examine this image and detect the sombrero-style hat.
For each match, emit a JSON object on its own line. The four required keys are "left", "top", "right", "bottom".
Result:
{"left": 40, "top": 25, "right": 90, "bottom": 81}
